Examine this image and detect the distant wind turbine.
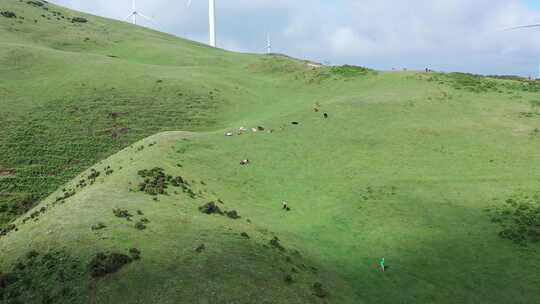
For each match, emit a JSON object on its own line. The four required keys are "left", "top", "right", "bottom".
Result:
{"left": 504, "top": 23, "right": 540, "bottom": 79}
{"left": 266, "top": 32, "right": 272, "bottom": 54}
{"left": 187, "top": 0, "right": 217, "bottom": 47}
{"left": 504, "top": 24, "right": 540, "bottom": 31}
{"left": 125, "top": 0, "right": 154, "bottom": 26}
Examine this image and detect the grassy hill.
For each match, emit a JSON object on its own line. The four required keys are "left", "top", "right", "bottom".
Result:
{"left": 1, "top": 0, "right": 540, "bottom": 303}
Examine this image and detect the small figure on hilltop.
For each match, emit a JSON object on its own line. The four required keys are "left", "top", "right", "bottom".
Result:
{"left": 380, "top": 257, "right": 385, "bottom": 272}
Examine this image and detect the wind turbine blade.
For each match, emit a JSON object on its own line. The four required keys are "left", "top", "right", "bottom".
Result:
{"left": 138, "top": 13, "right": 154, "bottom": 22}
{"left": 138, "top": 12, "right": 160, "bottom": 27}
{"left": 187, "top": 0, "right": 192, "bottom": 7}
{"left": 504, "top": 24, "right": 540, "bottom": 31}
{"left": 125, "top": 13, "right": 134, "bottom": 21}
{"left": 132, "top": 0, "right": 136, "bottom": 11}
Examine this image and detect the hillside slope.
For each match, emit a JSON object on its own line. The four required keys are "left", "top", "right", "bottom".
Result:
{"left": 2, "top": 1, "right": 540, "bottom": 303}
{"left": 0, "top": 0, "right": 329, "bottom": 228}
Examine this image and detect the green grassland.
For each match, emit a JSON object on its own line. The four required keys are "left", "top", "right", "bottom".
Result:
{"left": 1, "top": 0, "right": 540, "bottom": 303}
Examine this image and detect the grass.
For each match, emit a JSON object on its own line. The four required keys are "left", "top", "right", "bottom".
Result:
{"left": 1, "top": 0, "right": 540, "bottom": 303}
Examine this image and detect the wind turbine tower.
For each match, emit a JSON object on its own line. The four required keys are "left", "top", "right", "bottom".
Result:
{"left": 266, "top": 32, "right": 272, "bottom": 54}
{"left": 188, "top": 0, "right": 217, "bottom": 47}
{"left": 209, "top": 0, "right": 216, "bottom": 47}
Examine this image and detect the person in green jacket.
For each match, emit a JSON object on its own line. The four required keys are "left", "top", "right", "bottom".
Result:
{"left": 380, "top": 257, "right": 385, "bottom": 272}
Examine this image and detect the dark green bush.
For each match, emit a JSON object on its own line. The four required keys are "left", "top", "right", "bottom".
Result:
{"left": 1, "top": 11, "right": 17, "bottom": 18}
{"left": 330, "top": 65, "right": 374, "bottom": 77}
{"left": 113, "top": 208, "right": 132, "bottom": 220}
{"left": 91, "top": 222, "right": 107, "bottom": 231}
{"left": 129, "top": 248, "right": 141, "bottom": 260}
{"left": 89, "top": 252, "right": 132, "bottom": 278}
{"left": 71, "top": 17, "right": 87, "bottom": 23}
{"left": 269, "top": 236, "right": 285, "bottom": 251}
{"left": 134, "top": 221, "right": 146, "bottom": 230}
{"left": 312, "top": 282, "right": 328, "bottom": 298}
{"left": 487, "top": 195, "right": 540, "bottom": 245}
{"left": 27, "top": 1, "right": 45, "bottom": 7}
{"left": 225, "top": 210, "right": 240, "bottom": 219}
{"left": 0, "top": 250, "right": 82, "bottom": 303}
{"left": 198, "top": 202, "right": 223, "bottom": 215}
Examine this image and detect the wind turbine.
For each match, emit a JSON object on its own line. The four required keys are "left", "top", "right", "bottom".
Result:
{"left": 504, "top": 24, "right": 540, "bottom": 31}
{"left": 187, "top": 0, "right": 217, "bottom": 47}
{"left": 266, "top": 32, "right": 272, "bottom": 54}
{"left": 504, "top": 23, "right": 540, "bottom": 79}
{"left": 125, "top": 0, "right": 153, "bottom": 26}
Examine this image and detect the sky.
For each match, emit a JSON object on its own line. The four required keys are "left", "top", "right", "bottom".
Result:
{"left": 48, "top": 0, "right": 540, "bottom": 77}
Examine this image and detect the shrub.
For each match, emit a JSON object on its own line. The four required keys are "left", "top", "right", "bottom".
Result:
{"left": 89, "top": 252, "right": 133, "bottom": 278}
{"left": 312, "top": 282, "right": 328, "bottom": 298}
{"left": 113, "top": 208, "right": 132, "bottom": 220}
{"left": 225, "top": 210, "right": 240, "bottom": 219}
{"left": 104, "top": 166, "right": 114, "bottom": 175}
{"left": 195, "top": 244, "right": 205, "bottom": 253}
{"left": 269, "top": 236, "right": 285, "bottom": 251}
{"left": 486, "top": 195, "right": 540, "bottom": 245}
{"left": 330, "top": 65, "right": 374, "bottom": 77}
{"left": 91, "top": 222, "right": 107, "bottom": 231}
{"left": 88, "top": 169, "right": 100, "bottom": 183}
{"left": 171, "top": 176, "right": 185, "bottom": 187}
{"left": 1, "top": 11, "right": 17, "bottom": 18}
{"left": 1, "top": 250, "right": 82, "bottom": 302}
{"left": 129, "top": 248, "right": 141, "bottom": 260}
{"left": 71, "top": 17, "right": 88, "bottom": 23}
{"left": 137, "top": 168, "right": 168, "bottom": 196}
{"left": 27, "top": 1, "right": 45, "bottom": 7}
{"left": 199, "top": 202, "right": 223, "bottom": 215}
{"left": 134, "top": 221, "right": 146, "bottom": 230}
{"left": 0, "top": 224, "right": 17, "bottom": 236}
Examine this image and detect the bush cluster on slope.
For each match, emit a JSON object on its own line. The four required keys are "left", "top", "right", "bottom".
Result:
{"left": 0, "top": 11, "right": 16, "bottom": 18}
{"left": 137, "top": 167, "right": 195, "bottom": 197}
{"left": 0, "top": 250, "right": 84, "bottom": 303}
{"left": 486, "top": 194, "right": 540, "bottom": 246}
{"left": 89, "top": 251, "right": 139, "bottom": 278}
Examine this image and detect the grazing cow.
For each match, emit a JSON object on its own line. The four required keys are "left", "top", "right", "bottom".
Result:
{"left": 292, "top": 122, "right": 299, "bottom": 125}
{"left": 251, "top": 128, "right": 257, "bottom": 133}
{"left": 314, "top": 108, "right": 319, "bottom": 112}
{"left": 323, "top": 113, "right": 328, "bottom": 119}
{"left": 282, "top": 201, "right": 288, "bottom": 210}
{"left": 225, "top": 132, "right": 233, "bottom": 136}
{"left": 240, "top": 159, "right": 250, "bottom": 166}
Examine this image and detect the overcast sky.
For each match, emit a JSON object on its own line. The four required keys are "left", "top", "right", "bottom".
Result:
{"left": 49, "top": 0, "right": 540, "bottom": 77}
